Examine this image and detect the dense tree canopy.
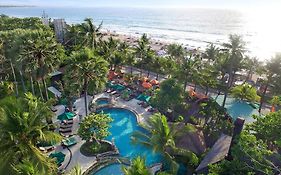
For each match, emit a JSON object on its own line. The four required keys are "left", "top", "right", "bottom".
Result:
{"left": 78, "top": 113, "right": 113, "bottom": 143}
{"left": 150, "top": 78, "right": 183, "bottom": 115}
{"left": 0, "top": 93, "right": 61, "bottom": 174}
{"left": 231, "top": 83, "right": 260, "bottom": 102}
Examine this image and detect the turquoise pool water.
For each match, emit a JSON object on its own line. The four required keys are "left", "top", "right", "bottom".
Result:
{"left": 94, "top": 108, "right": 162, "bottom": 175}
{"left": 94, "top": 164, "right": 125, "bottom": 175}
{"left": 214, "top": 95, "right": 260, "bottom": 122}
{"left": 96, "top": 99, "right": 109, "bottom": 106}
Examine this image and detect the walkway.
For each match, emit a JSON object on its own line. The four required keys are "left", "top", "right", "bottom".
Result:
{"left": 51, "top": 93, "right": 153, "bottom": 174}
{"left": 51, "top": 95, "right": 97, "bottom": 173}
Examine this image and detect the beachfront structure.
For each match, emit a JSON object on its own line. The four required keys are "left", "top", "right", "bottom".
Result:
{"left": 196, "top": 118, "right": 245, "bottom": 174}
{"left": 53, "top": 19, "right": 67, "bottom": 43}
{"left": 41, "top": 10, "right": 49, "bottom": 26}
{"left": 195, "top": 134, "right": 232, "bottom": 174}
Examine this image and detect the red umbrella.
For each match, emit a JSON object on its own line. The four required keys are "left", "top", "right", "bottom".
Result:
{"left": 142, "top": 82, "right": 152, "bottom": 89}
{"left": 150, "top": 79, "right": 159, "bottom": 85}
{"left": 108, "top": 71, "right": 117, "bottom": 80}
{"left": 141, "top": 77, "right": 148, "bottom": 82}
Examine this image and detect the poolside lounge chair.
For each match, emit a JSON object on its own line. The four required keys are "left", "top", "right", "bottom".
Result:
{"left": 141, "top": 102, "right": 149, "bottom": 108}
{"left": 114, "top": 92, "right": 121, "bottom": 97}
{"left": 138, "top": 101, "right": 145, "bottom": 105}
{"left": 39, "top": 145, "right": 55, "bottom": 152}
{"left": 106, "top": 89, "right": 114, "bottom": 93}
{"left": 110, "top": 91, "right": 117, "bottom": 95}
{"left": 57, "top": 112, "right": 76, "bottom": 121}
{"left": 148, "top": 107, "right": 158, "bottom": 113}
{"left": 59, "top": 128, "right": 72, "bottom": 133}
{"left": 61, "top": 136, "right": 77, "bottom": 148}
{"left": 60, "top": 123, "right": 73, "bottom": 129}
{"left": 62, "top": 119, "right": 73, "bottom": 125}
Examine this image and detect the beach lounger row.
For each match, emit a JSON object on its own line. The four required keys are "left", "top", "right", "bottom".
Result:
{"left": 59, "top": 128, "right": 72, "bottom": 133}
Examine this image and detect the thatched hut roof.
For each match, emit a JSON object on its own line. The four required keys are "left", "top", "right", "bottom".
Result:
{"left": 196, "top": 134, "right": 232, "bottom": 172}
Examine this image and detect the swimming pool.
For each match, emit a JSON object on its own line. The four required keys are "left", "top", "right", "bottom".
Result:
{"left": 93, "top": 108, "right": 162, "bottom": 175}
{"left": 94, "top": 164, "right": 125, "bottom": 175}
{"left": 214, "top": 95, "right": 260, "bottom": 122}
{"left": 96, "top": 98, "right": 109, "bottom": 106}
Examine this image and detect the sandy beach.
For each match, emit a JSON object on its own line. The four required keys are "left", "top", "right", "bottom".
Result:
{"left": 102, "top": 30, "right": 172, "bottom": 52}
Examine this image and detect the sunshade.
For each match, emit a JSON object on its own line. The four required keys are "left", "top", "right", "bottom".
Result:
{"left": 49, "top": 152, "right": 65, "bottom": 165}
{"left": 62, "top": 136, "right": 77, "bottom": 147}
{"left": 108, "top": 71, "right": 117, "bottom": 80}
{"left": 137, "top": 94, "right": 151, "bottom": 103}
{"left": 57, "top": 112, "right": 75, "bottom": 121}
{"left": 106, "top": 81, "right": 114, "bottom": 88}
{"left": 141, "top": 77, "right": 148, "bottom": 82}
{"left": 112, "top": 84, "right": 125, "bottom": 91}
{"left": 142, "top": 82, "right": 152, "bottom": 89}
{"left": 150, "top": 79, "right": 159, "bottom": 85}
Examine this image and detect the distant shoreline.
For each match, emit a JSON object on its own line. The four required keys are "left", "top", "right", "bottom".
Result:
{"left": 0, "top": 5, "right": 36, "bottom": 8}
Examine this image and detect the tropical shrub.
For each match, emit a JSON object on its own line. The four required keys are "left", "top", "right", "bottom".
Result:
{"left": 231, "top": 83, "right": 260, "bottom": 102}
{"left": 78, "top": 113, "right": 112, "bottom": 143}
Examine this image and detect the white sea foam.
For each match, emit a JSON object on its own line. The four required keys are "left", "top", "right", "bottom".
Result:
{"left": 1, "top": 7, "right": 280, "bottom": 60}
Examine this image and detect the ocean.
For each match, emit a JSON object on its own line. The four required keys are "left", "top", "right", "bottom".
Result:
{"left": 0, "top": 6, "right": 280, "bottom": 60}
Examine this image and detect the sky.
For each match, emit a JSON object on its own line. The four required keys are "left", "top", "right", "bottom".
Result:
{"left": 2, "top": 0, "right": 281, "bottom": 9}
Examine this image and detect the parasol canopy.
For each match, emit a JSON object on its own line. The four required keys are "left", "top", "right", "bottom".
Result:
{"left": 57, "top": 112, "right": 75, "bottom": 121}
{"left": 142, "top": 82, "right": 152, "bottom": 89}
{"left": 150, "top": 79, "right": 159, "bottom": 85}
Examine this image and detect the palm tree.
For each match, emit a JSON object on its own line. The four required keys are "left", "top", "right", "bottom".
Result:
{"left": 0, "top": 93, "right": 62, "bottom": 174}
{"left": 0, "top": 81, "right": 14, "bottom": 99}
{"left": 67, "top": 48, "right": 108, "bottom": 116}
{"left": 135, "top": 34, "right": 151, "bottom": 76}
{"left": 80, "top": 18, "right": 103, "bottom": 49}
{"left": 19, "top": 29, "right": 64, "bottom": 100}
{"left": 269, "top": 96, "right": 281, "bottom": 112}
{"left": 230, "top": 83, "right": 260, "bottom": 102}
{"left": 122, "top": 156, "right": 151, "bottom": 175}
{"left": 13, "top": 159, "right": 41, "bottom": 175}
{"left": 68, "top": 165, "right": 82, "bottom": 175}
{"left": 173, "top": 53, "right": 200, "bottom": 91}
{"left": 64, "top": 24, "right": 85, "bottom": 52}
{"left": 125, "top": 53, "right": 136, "bottom": 75}
{"left": 132, "top": 113, "right": 193, "bottom": 173}
{"left": 221, "top": 34, "right": 246, "bottom": 107}
{"left": 62, "top": 67, "right": 81, "bottom": 111}
{"left": 151, "top": 56, "right": 163, "bottom": 80}
{"left": 167, "top": 44, "right": 185, "bottom": 63}
{"left": 244, "top": 57, "right": 262, "bottom": 82}
{"left": 204, "top": 43, "right": 219, "bottom": 61}
{"left": 0, "top": 35, "right": 19, "bottom": 96}
{"left": 199, "top": 64, "right": 218, "bottom": 95}
{"left": 259, "top": 54, "right": 281, "bottom": 113}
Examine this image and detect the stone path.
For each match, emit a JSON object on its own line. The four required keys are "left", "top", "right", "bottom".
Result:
{"left": 50, "top": 93, "right": 152, "bottom": 174}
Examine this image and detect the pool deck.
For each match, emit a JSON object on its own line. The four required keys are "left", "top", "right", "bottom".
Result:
{"left": 51, "top": 93, "right": 153, "bottom": 173}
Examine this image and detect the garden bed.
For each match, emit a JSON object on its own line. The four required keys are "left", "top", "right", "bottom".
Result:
{"left": 80, "top": 141, "right": 114, "bottom": 157}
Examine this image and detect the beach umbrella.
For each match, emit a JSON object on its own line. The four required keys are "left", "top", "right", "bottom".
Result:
{"left": 137, "top": 94, "right": 151, "bottom": 103}
{"left": 111, "top": 84, "right": 125, "bottom": 91}
{"left": 57, "top": 112, "right": 75, "bottom": 121}
{"left": 142, "top": 82, "right": 152, "bottom": 89}
{"left": 106, "top": 81, "right": 114, "bottom": 88}
{"left": 150, "top": 79, "right": 159, "bottom": 85}
{"left": 108, "top": 71, "right": 117, "bottom": 80}
{"left": 141, "top": 77, "right": 148, "bottom": 82}
{"left": 49, "top": 152, "right": 65, "bottom": 165}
